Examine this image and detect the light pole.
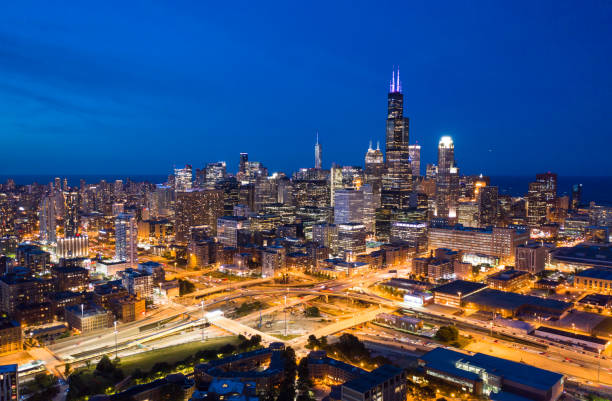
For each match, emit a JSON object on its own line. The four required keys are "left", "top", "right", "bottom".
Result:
{"left": 114, "top": 320, "right": 118, "bottom": 360}
{"left": 599, "top": 349, "right": 602, "bottom": 382}
{"left": 284, "top": 295, "right": 288, "bottom": 337}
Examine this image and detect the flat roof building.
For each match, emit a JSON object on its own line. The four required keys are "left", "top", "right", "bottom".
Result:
{"left": 419, "top": 347, "right": 563, "bottom": 401}
{"left": 431, "top": 280, "right": 488, "bottom": 308}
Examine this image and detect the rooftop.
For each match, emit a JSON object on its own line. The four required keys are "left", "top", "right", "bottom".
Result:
{"left": 575, "top": 267, "right": 612, "bottom": 280}
{"left": 431, "top": 280, "right": 488, "bottom": 297}
{"left": 342, "top": 364, "right": 404, "bottom": 393}
{"left": 487, "top": 269, "right": 530, "bottom": 282}
{"left": 535, "top": 326, "right": 609, "bottom": 345}
{"left": 464, "top": 288, "right": 572, "bottom": 314}
{"left": 553, "top": 244, "right": 612, "bottom": 267}
{"left": 421, "top": 347, "right": 563, "bottom": 391}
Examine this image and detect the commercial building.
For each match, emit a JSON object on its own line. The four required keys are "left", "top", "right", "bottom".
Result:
{"left": 64, "top": 191, "right": 80, "bottom": 237}
{"left": 419, "top": 347, "right": 563, "bottom": 401}
{"left": 0, "top": 271, "right": 54, "bottom": 314}
{"left": 532, "top": 326, "right": 609, "bottom": 353}
{"left": 574, "top": 267, "right": 612, "bottom": 292}
{"left": 0, "top": 364, "right": 18, "bottom": 401}
{"left": 463, "top": 289, "right": 571, "bottom": 319}
{"left": 552, "top": 244, "right": 612, "bottom": 271}
{"left": 390, "top": 221, "right": 427, "bottom": 251}
{"left": 381, "top": 68, "right": 412, "bottom": 209}
{"left": 409, "top": 144, "right": 421, "bottom": 177}
{"left": 120, "top": 268, "right": 154, "bottom": 300}
{"left": 375, "top": 313, "right": 423, "bottom": 332}
{"left": 334, "top": 186, "right": 375, "bottom": 233}
{"left": 217, "top": 216, "right": 249, "bottom": 248}
{"left": 431, "top": 280, "right": 488, "bottom": 308}
{"left": 39, "top": 195, "right": 56, "bottom": 243}
{"left": 15, "top": 245, "right": 50, "bottom": 274}
{"left": 65, "top": 304, "right": 113, "bottom": 333}
{"left": 435, "top": 136, "right": 459, "bottom": 219}
{"left": 428, "top": 225, "right": 529, "bottom": 264}
{"left": 174, "top": 165, "right": 193, "bottom": 192}
{"left": 108, "top": 296, "right": 145, "bottom": 323}
{"left": 486, "top": 269, "right": 531, "bottom": 292}
{"left": 336, "top": 223, "right": 366, "bottom": 259}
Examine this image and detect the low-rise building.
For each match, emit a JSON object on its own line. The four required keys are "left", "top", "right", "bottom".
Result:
{"left": 486, "top": 269, "right": 531, "bottom": 291}
{"left": 574, "top": 267, "right": 612, "bottom": 292}
{"left": 52, "top": 266, "right": 89, "bottom": 292}
{"left": 0, "top": 317, "right": 21, "bottom": 355}
{"left": 419, "top": 347, "right": 563, "bottom": 401}
{"left": 431, "top": 280, "right": 488, "bottom": 308}
{"left": 65, "top": 304, "right": 113, "bottom": 333}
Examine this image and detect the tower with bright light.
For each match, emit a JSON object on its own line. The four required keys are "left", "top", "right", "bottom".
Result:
{"left": 314, "top": 132, "right": 322, "bottom": 169}
{"left": 435, "top": 136, "right": 459, "bottom": 219}
{"left": 381, "top": 67, "right": 412, "bottom": 209}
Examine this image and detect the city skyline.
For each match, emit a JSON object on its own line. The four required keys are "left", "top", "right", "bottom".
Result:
{"left": 1, "top": 1, "right": 611, "bottom": 176}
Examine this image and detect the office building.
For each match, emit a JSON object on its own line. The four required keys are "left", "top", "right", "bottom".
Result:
{"left": 337, "top": 223, "right": 366, "bottom": 259}
{"left": 53, "top": 266, "right": 89, "bottom": 292}
{"left": 381, "top": 68, "right": 412, "bottom": 209}
{"left": 0, "top": 364, "right": 18, "bottom": 401}
{"left": 217, "top": 216, "right": 249, "bottom": 248}
{"left": 435, "top": 136, "right": 459, "bottom": 219}
{"left": 174, "top": 165, "right": 193, "bottom": 192}
{"left": 486, "top": 269, "right": 530, "bottom": 291}
{"left": 0, "top": 271, "right": 54, "bottom": 314}
{"left": 65, "top": 304, "right": 113, "bottom": 333}
{"left": 428, "top": 225, "right": 529, "bottom": 264}
{"left": 15, "top": 245, "right": 50, "bottom": 274}
{"left": 175, "top": 189, "right": 224, "bottom": 242}
{"left": 115, "top": 213, "right": 137, "bottom": 267}
{"left": 314, "top": 133, "right": 322, "bottom": 169}
{"left": 334, "top": 186, "right": 374, "bottom": 233}
{"left": 571, "top": 183, "right": 582, "bottom": 210}
{"left": 364, "top": 142, "right": 384, "bottom": 208}
{"left": 204, "top": 162, "right": 227, "bottom": 188}
{"left": 515, "top": 243, "right": 547, "bottom": 274}
{"left": 408, "top": 144, "right": 421, "bottom": 177}
{"left": 419, "top": 347, "right": 563, "bottom": 401}
{"left": 390, "top": 221, "right": 427, "bottom": 250}
{"left": 39, "top": 195, "right": 56, "bottom": 243}
{"left": 121, "top": 268, "right": 154, "bottom": 300}
{"left": 478, "top": 185, "right": 498, "bottom": 227}
{"left": 457, "top": 200, "right": 479, "bottom": 228}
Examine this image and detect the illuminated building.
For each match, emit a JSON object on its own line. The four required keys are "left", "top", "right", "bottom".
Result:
{"left": 108, "top": 295, "right": 145, "bottom": 323}
{"left": 15, "top": 244, "right": 50, "bottom": 274}
{"left": 390, "top": 221, "right": 427, "bottom": 251}
{"left": 65, "top": 304, "right": 112, "bottom": 333}
{"left": 53, "top": 266, "right": 89, "bottom": 292}
{"left": 408, "top": 144, "right": 420, "bottom": 177}
{"left": 527, "top": 173, "right": 557, "bottom": 227}
{"left": 39, "top": 194, "right": 56, "bottom": 243}
{"left": 435, "top": 136, "right": 459, "bottom": 219}
{"left": 120, "top": 268, "right": 154, "bottom": 300}
{"left": 64, "top": 191, "right": 80, "bottom": 237}
{"left": 175, "top": 189, "right": 224, "bottom": 242}
{"left": 148, "top": 184, "right": 174, "bottom": 218}
{"left": 336, "top": 223, "right": 366, "bottom": 259}
{"left": 428, "top": 225, "right": 529, "bottom": 264}
{"left": 314, "top": 133, "right": 322, "bottom": 169}
{"left": 204, "top": 162, "right": 227, "bottom": 187}
{"left": 0, "top": 271, "right": 54, "bottom": 315}
{"left": 56, "top": 235, "right": 89, "bottom": 259}
{"left": 174, "top": 165, "right": 193, "bottom": 192}
{"left": 115, "top": 213, "right": 137, "bottom": 267}
{"left": 486, "top": 269, "right": 530, "bottom": 291}
{"left": 217, "top": 216, "right": 249, "bottom": 248}
{"left": 0, "top": 364, "right": 18, "bottom": 401}
{"left": 291, "top": 179, "right": 330, "bottom": 208}
{"left": 261, "top": 246, "right": 285, "bottom": 277}
{"left": 419, "top": 347, "right": 563, "bottom": 401}
{"left": 364, "top": 141, "right": 384, "bottom": 208}
{"left": 312, "top": 223, "right": 338, "bottom": 254}
{"left": 571, "top": 183, "right": 583, "bottom": 210}
{"left": 457, "top": 200, "right": 479, "bottom": 228}
{"left": 0, "top": 317, "right": 21, "bottom": 355}
{"left": 333, "top": 185, "right": 375, "bottom": 233}
{"left": 478, "top": 185, "right": 498, "bottom": 227}
{"left": 515, "top": 243, "right": 546, "bottom": 274}
{"left": 381, "top": 67, "right": 412, "bottom": 209}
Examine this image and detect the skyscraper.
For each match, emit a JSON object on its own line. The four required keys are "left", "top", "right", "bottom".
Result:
{"left": 174, "top": 165, "right": 193, "bottom": 192}
{"left": 435, "top": 136, "right": 459, "bottom": 219}
{"left": 409, "top": 144, "right": 421, "bottom": 177}
{"left": 365, "top": 141, "right": 384, "bottom": 208}
{"left": 478, "top": 186, "right": 499, "bottom": 227}
{"left": 64, "top": 191, "right": 80, "bottom": 237}
{"left": 314, "top": 133, "right": 322, "bottom": 169}
{"left": 174, "top": 189, "right": 224, "bottom": 242}
{"left": 381, "top": 67, "right": 412, "bottom": 209}
{"left": 39, "top": 195, "right": 56, "bottom": 243}
{"left": 115, "top": 213, "right": 137, "bottom": 266}
{"left": 571, "top": 183, "right": 583, "bottom": 210}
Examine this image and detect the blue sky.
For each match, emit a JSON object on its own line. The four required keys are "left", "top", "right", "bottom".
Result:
{"left": 1, "top": 1, "right": 610, "bottom": 176}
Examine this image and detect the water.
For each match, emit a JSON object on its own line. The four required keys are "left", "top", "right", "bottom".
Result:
{"left": 2, "top": 174, "right": 611, "bottom": 206}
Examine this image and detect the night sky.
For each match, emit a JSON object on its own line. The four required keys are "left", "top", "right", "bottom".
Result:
{"left": 1, "top": 1, "right": 611, "bottom": 177}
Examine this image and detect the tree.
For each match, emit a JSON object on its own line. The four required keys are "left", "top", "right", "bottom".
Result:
{"left": 96, "top": 355, "right": 115, "bottom": 376}
{"left": 178, "top": 279, "right": 196, "bottom": 295}
{"left": 278, "top": 347, "right": 297, "bottom": 401}
{"left": 304, "top": 306, "right": 320, "bottom": 317}
{"left": 434, "top": 326, "right": 459, "bottom": 343}
{"left": 296, "top": 357, "right": 314, "bottom": 401}
{"left": 64, "top": 362, "right": 72, "bottom": 377}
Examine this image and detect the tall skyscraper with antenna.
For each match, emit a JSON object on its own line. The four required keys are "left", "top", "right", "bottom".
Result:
{"left": 314, "top": 133, "right": 322, "bottom": 169}
{"left": 382, "top": 67, "right": 412, "bottom": 209}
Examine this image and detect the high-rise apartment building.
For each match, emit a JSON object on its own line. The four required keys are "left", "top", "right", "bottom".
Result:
{"left": 204, "top": 162, "right": 227, "bottom": 188}
{"left": 64, "top": 191, "right": 80, "bottom": 237}
{"left": 435, "top": 136, "right": 459, "bottom": 219}
{"left": 115, "top": 213, "right": 137, "bottom": 267}
{"left": 39, "top": 195, "right": 56, "bottom": 243}
{"left": 478, "top": 186, "right": 499, "bottom": 227}
{"left": 381, "top": 68, "right": 412, "bottom": 209}
{"left": 175, "top": 189, "right": 224, "bottom": 242}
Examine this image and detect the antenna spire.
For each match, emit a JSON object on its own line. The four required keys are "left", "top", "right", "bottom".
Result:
{"left": 376, "top": 141, "right": 380, "bottom": 150}
{"left": 368, "top": 140, "right": 372, "bottom": 150}
{"left": 397, "top": 67, "right": 401, "bottom": 93}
